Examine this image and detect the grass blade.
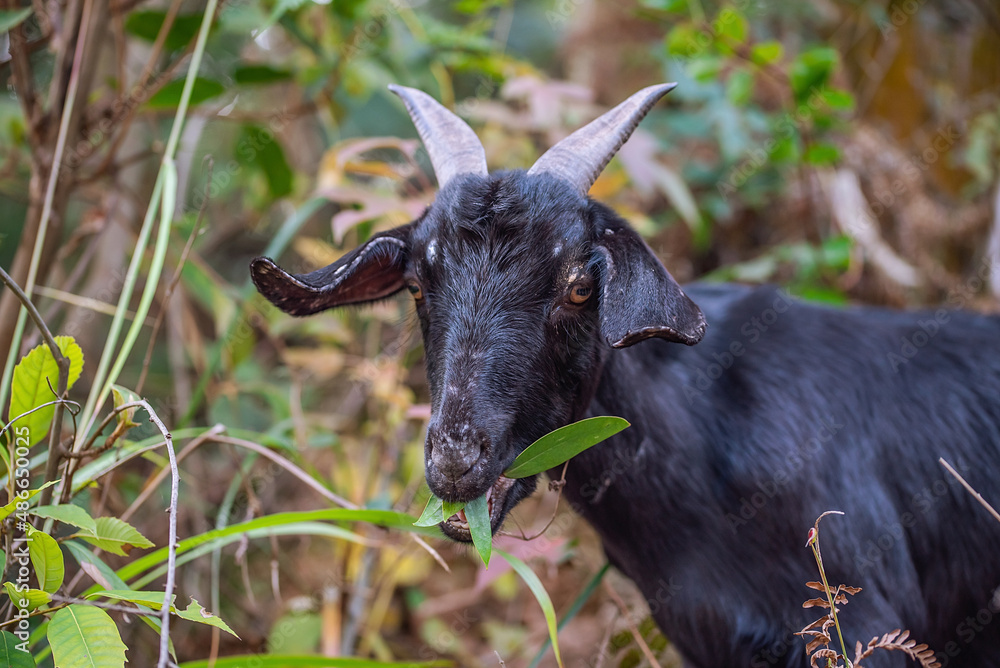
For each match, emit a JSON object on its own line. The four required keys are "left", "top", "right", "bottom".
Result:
{"left": 504, "top": 417, "right": 630, "bottom": 478}
{"left": 496, "top": 549, "right": 563, "bottom": 668}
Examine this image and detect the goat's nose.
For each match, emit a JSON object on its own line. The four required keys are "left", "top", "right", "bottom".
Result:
{"left": 427, "top": 424, "right": 486, "bottom": 482}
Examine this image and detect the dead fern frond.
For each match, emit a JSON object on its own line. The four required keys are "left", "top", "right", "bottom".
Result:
{"left": 852, "top": 628, "right": 942, "bottom": 668}
{"left": 809, "top": 648, "right": 841, "bottom": 668}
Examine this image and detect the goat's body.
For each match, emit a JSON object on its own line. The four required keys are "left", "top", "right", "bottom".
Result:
{"left": 564, "top": 283, "right": 1000, "bottom": 667}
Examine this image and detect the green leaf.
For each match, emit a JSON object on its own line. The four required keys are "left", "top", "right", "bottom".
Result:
{"left": 820, "top": 88, "right": 855, "bottom": 111}
{"left": 465, "top": 494, "right": 491, "bottom": 567}
{"left": 790, "top": 47, "right": 838, "bottom": 100}
{"left": 413, "top": 495, "right": 445, "bottom": 527}
{"left": 504, "top": 417, "right": 630, "bottom": 479}
{"left": 687, "top": 56, "right": 723, "bottom": 82}
{"left": 715, "top": 6, "right": 747, "bottom": 44}
{"left": 8, "top": 337, "right": 84, "bottom": 446}
{"left": 0, "top": 8, "right": 33, "bottom": 33}
{"left": 76, "top": 517, "right": 155, "bottom": 556}
{"left": 234, "top": 65, "right": 293, "bottom": 85}
{"left": 726, "top": 69, "right": 754, "bottom": 106}
{"left": 124, "top": 11, "right": 203, "bottom": 50}
{"left": 442, "top": 499, "right": 465, "bottom": 519}
{"left": 146, "top": 77, "right": 225, "bottom": 110}
{"left": 497, "top": 550, "right": 562, "bottom": 668}
{"left": 27, "top": 526, "right": 64, "bottom": 594}
{"left": 110, "top": 385, "right": 141, "bottom": 431}
{"left": 750, "top": 41, "right": 784, "bottom": 65}
{"left": 0, "top": 480, "right": 60, "bottom": 522}
{"left": 176, "top": 598, "right": 238, "bottom": 637}
{"left": 239, "top": 124, "right": 293, "bottom": 198}
{"left": 86, "top": 590, "right": 238, "bottom": 637}
{"left": 3, "top": 582, "right": 51, "bottom": 612}
{"left": 47, "top": 605, "right": 127, "bottom": 668}
{"left": 804, "top": 142, "right": 841, "bottom": 166}
{"left": 0, "top": 629, "right": 35, "bottom": 667}
{"left": 527, "top": 563, "right": 610, "bottom": 668}
{"left": 31, "top": 503, "right": 98, "bottom": 535}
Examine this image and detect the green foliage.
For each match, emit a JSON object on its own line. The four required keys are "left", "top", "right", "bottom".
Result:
{"left": 0, "top": 8, "right": 33, "bottom": 33}
{"left": 8, "top": 337, "right": 83, "bottom": 446}
{"left": 0, "top": 630, "right": 35, "bottom": 667}
{"left": 75, "top": 517, "right": 155, "bottom": 557}
{"left": 146, "top": 77, "right": 226, "bottom": 109}
{"left": 125, "top": 11, "right": 204, "bottom": 50}
{"left": 505, "top": 417, "right": 630, "bottom": 478}
{"left": 47, "top": 605, "right": 128, "bottom": 668}
{"left": 464, "top": 493, "right": 491, "bottom": 566}
{"left": 86, "top": 591, "right": 237, "bottom": 637}
{"left": 26, "top": 526, "right": 63, "bottom": 594}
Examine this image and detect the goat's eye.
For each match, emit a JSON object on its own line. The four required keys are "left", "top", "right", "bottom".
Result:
{"left": 569, "top": 284, "right": 592, "bottom": 304}
{"left": 406, "top": 281, "right": 424, "bottom": 301}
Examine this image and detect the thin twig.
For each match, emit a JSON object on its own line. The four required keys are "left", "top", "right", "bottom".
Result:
{"left": 603, "top": 581, "right": 664, "bottom": 668}
{"left": 138, "top": 400, "right": 179, "bottom": 668}
{"left": 0, "top": 265, "right": 71, "bottom": 509}
{"left": 209, "top": 435, "right": 358, "bottom": 510}
{"left": 940, "top": 458, "right": 1000, "bottom": 524}
{"left": 121, "top": 424, "right": 225, "bottom": 522}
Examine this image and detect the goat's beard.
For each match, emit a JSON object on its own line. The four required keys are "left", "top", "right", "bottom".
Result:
{"left": 438, "top": 474, "right": 538, "bottom": 542}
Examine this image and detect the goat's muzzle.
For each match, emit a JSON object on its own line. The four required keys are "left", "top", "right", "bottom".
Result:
{"left": 425, "top": 423, "right": 490, "bottom": 499}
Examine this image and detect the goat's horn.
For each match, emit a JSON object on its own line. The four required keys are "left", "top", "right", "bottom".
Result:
{"left": 527, "top": 83, "right": 677, "bottom": 195}
{"left": 388, "top": 84, "right": 488, "bottom": 189}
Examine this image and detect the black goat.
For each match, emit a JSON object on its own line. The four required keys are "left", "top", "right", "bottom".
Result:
{"left": 252, "top": 84, "right": 1000, "bottom": 667}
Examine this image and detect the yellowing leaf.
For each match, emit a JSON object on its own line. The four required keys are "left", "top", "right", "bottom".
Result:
{"left": 8, "top": 337, "right": 84, "bottom": 446}
{"left": 110, "top": 385, "right": 141, "bottom": 430}
{"left": 3, "top": 582, "right": 50, "bottom": 611}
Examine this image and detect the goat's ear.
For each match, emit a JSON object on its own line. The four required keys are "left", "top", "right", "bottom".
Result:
{"left": 250, "top": 224, "right": 413, "bottom": 316}
{"left": 593, "top": 223, "right": 706, "bottom": 348}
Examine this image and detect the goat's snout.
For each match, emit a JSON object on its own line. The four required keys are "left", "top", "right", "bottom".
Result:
{"left": 425, "top": 422, "right": 489, "bottom": 496}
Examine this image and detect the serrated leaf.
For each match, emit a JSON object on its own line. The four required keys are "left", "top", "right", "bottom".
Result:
{"left": 177, "top": 598, "right": 238, "bottom": 637}
{"left": 497, "top": 550, "right": 563, "bottom": 668}
{"left": 3, "top": 582, "right": 50, "bottom": 611}
{"left": 110, "top": 385, "right": 141, "bottom": 430}
{"left": 465, "top": 494, "right": 491, "bottom": 567}
{"left": 504, "top": 417, "right": 630, "bottom": 478}
{"left": 0, "top": 629, "right": 35, "bottom": 667}
{"left": 8, "top": 337, "right": 84, "bottom": 446}
{"left": 27, "top": 526, "right": 64, "bottom": 594}
{"left": 86, "top": 591, "right": 238, "bottom": 637}
{"left": 0, "top": 8, "right": 33, "bottom": 33}
{"left": 0, "top": 480, "right": 60, "bottom": 522}
{"left": 413, "top": 495, "right": 445, "bottom": 527}
{"left": 47, "top": 605, "right": 127, "bottom": 668}
{"left": 31, "top": 504, "right": 97, "bottom": 535}
{"left": 146, "top": 77, "right": 225, "bottom": 110}
{"left": 76, "top": 516, "right": 154, "bottom": 556}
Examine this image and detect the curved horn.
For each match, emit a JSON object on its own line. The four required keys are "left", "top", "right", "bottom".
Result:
{"left": 388, "top": 84, "right": 488, "bottom": 189}
{"left": 527, "top": 83, "right": 677, "bottom": 195}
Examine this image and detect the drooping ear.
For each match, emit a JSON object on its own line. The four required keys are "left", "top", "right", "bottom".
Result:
{"left": 250, "top": 224, "right": 413, "bottom": 316}
{"left": 592, "top": 221, "right": 706, "bottom": 348}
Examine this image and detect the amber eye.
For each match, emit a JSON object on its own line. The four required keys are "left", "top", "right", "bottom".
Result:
{"left": 569, "top": 284, "right": 592, "bottom": 304}
{"left": 406, "top": 281, "right": 424, "bottom": 301}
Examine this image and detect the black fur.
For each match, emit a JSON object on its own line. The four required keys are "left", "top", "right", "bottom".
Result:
{"left": 252, "top": 169, "right": 1000, "bottom": 667}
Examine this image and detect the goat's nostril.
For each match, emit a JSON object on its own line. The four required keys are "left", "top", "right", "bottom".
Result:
{"left": 427, "top": 425, "right": 486, "bottom": 482}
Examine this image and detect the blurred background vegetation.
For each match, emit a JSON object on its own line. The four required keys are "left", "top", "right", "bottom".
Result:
{"left": 1, "top": 0, "right": 998, "bottom": 665}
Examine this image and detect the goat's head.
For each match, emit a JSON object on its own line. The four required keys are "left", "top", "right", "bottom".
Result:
{"left": 251, "top": 84, "right": 706, "bottom": 541}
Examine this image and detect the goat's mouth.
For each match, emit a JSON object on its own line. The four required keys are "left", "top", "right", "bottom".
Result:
{"left": 439, "top": 475, "right": 526, "bottom": 542}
